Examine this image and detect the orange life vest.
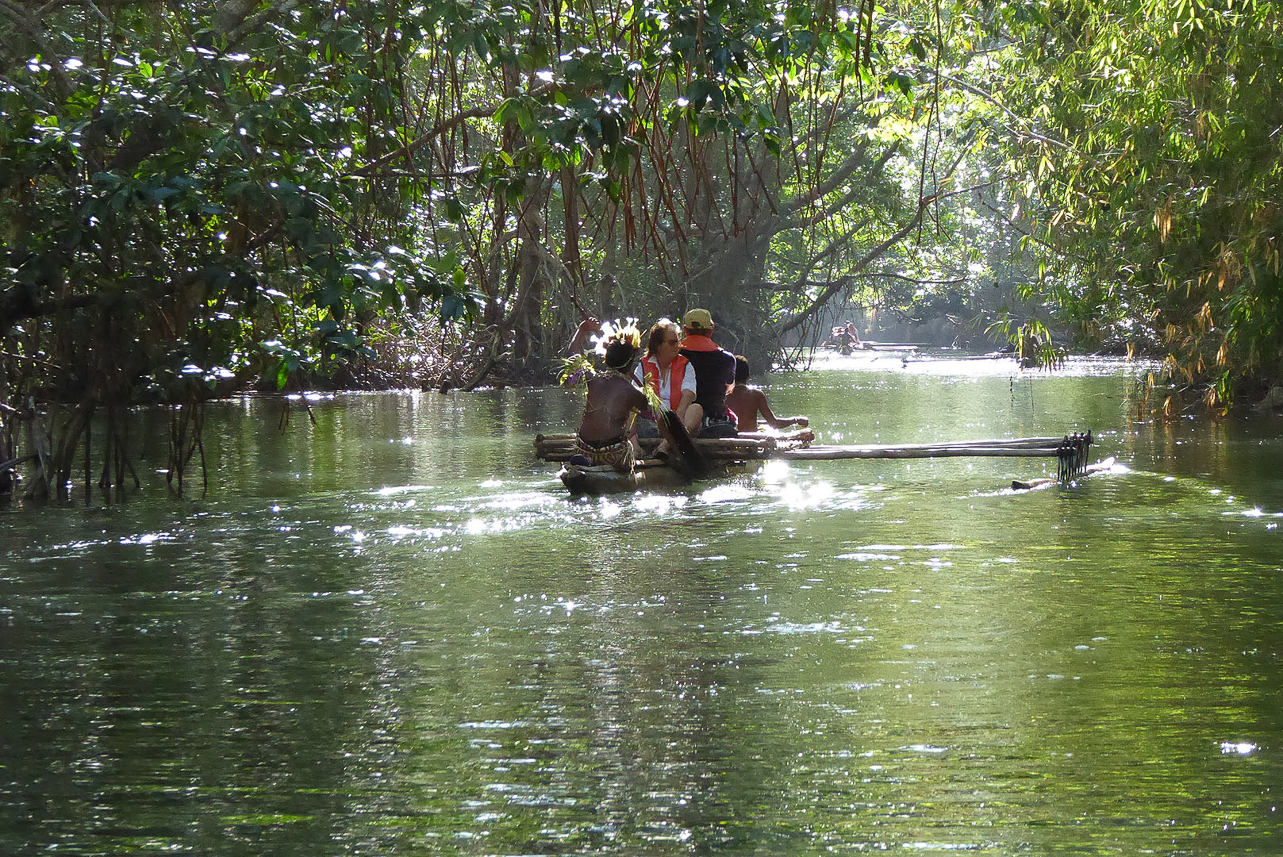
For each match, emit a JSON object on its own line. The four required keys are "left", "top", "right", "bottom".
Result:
{"left": 639, "top": 354, "right": 689, "bottom": 410}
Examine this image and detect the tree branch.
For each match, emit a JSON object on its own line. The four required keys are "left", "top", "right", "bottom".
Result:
{"left": 0, "top": 287, "right": 117, "bottom": 331}
{"left": 931, "top": 71, "right": 1073, "bottom": 153}
{"left": 877, "top": 272, "right": 967, "bottom": 286}
{"left": 223, "top": 0, "right": 303, "bottom": 48}
{"left": 777, "top": 201, "right": 933, "bottom": 335}
{"left": 351, "top": 106, "right": 497, "bottom": 179}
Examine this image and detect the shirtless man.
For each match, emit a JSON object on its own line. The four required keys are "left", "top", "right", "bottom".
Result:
{"left": 725, "top": 355, "right": 809, "bottom": 433}
{"left": 573, "top": 334, "right": 647, "bottom": 473}
{"left": 562, "top": 316, "right": 601, "bottom": 356}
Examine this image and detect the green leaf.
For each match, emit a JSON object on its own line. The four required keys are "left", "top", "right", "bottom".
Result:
{"left": 885, "top": 71, "right": 915, "bottom": 100}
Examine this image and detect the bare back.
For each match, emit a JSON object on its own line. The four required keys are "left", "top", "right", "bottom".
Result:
{"left": 726, "top": 385, "right": 768, "bottom": 432}
{"left": 579, "top": 373, "right": 647, "bottom": 443}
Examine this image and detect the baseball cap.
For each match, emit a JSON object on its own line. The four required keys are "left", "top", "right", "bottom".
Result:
{"left": 683, "top": 308, "right": 714, "bottom": 331}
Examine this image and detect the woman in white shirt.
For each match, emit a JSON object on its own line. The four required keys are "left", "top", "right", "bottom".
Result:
{"left": 633, "top": 320, "right": 703, "bottom": 445}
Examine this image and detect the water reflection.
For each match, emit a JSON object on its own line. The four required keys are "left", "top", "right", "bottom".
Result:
{"left": 2, "top": 357, "right": 1282, "bottom": 855}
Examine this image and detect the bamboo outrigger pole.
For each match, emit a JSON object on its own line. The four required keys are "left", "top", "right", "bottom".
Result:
{"left": 778, "top": 433, "right": 1094, "bottom": 480}
{"left": 776, "top": 433, "right": 1094, "bottom": 480}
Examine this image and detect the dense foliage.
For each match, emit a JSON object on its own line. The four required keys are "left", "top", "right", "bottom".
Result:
{"left": 4, "top": 0, "right": 970, "bottom": 500}
{"left": 977, "top": 0, "right": 1283, "bottom": 410}
{"left": 3, "top": 0, "right": 1280, "bottom": 502}
{"left": 1, "top": 1, "right": 488, "bottom": 496}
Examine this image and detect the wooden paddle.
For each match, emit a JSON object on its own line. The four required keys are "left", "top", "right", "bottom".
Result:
{"left": 656, "top": 408, "right": 710, "bottom": 480}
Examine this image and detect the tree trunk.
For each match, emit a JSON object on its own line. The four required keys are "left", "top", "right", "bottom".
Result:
{"left": 512, "top": 177, "right": 551, "bottom": 370}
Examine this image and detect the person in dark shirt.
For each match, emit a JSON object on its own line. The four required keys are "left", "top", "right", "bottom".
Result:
{"left": 678, "top": 308, "right": 738, "bottom": 438}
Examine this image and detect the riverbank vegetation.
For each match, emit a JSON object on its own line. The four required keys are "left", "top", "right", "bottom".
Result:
{"left": 987, "top": 0, "right": 1283, "bottom": 413}
{"left": 2, "top": 0, "right": 1279, "bottom": 500}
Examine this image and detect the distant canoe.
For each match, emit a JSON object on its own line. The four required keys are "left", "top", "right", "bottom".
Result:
{"left": 858, "top": 341, "right": 927, "bottom": 350}
{"left": 821, "top": 341, "right": 924, "bottom": 354}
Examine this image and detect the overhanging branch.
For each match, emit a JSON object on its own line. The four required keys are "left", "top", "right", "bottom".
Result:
{"left": 777, "top": 201, "right": 932, "bottom": 335}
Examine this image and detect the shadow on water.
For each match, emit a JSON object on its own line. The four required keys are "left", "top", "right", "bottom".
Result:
{"left": 2, "top": 357, "right": 1282, "bottom": 854}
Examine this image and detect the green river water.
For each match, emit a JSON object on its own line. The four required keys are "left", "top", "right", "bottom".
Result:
{"left": 2, "top": 353, "right": 1281, "bottom": 855}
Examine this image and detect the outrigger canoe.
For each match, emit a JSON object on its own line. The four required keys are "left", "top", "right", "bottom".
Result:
{"left": 537, "top": 430, "right": 1096, "bottom": 496}
{"left": 537, "top": 430, "right": 816, "bottom": 495}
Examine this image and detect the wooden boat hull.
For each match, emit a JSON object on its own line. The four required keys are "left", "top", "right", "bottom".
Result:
{"left": 559, "top": 463, "right": 691, "bottom": 495}
{"left": 536, "top": 428, "right": 815, "bottom": 463}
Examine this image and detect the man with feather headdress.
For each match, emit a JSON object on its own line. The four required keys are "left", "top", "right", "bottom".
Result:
{"left": 571, "top": 321, "right": 647, "bottom": 473}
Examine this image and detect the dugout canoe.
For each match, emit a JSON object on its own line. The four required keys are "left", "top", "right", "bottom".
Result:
{"left": 535, "top": 428, "right": 816, "bottom": 463}
{"left": 558, "top": 460, "right": 698, "bottom": 495}
{"left": 549, "top": 430, "right": 814, "bottom": 496}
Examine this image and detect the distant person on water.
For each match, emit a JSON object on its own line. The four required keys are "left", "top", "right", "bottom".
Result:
{"left": 725, "top": 355, "right": 809, "bottom": 433}
{"left": 679, "top": 308, "right": 738, "bottom": 438}
{"left": 826, "top": 321, "right": 861, "bottom": 352}
{"left": 572, "top": 324, "right": 647, "bottom": 473}
{"left": 634, "top": 320, "right": 702, "bottom": 449}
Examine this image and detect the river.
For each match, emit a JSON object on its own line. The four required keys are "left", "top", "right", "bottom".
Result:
{"left": 2, "top": 353, "right": 1281, "bottom": 855}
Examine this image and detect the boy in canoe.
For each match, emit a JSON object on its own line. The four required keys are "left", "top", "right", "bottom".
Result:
{"left": 725, "top": 355, "right": 809, "bottom": 433}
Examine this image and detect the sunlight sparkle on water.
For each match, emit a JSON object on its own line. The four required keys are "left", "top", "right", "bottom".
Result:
{"left": 120, "top": 533, "right": 165, "bottom": 545}
{"left": 764, "top": 620, "right": 844, "bottom": 635}
{"left": 698, "top": 483, "right": 754, "bottom": 504}
{"left": 759, "top": 460, "right": 791, "bottom": 483}
{"left": 816, "top": 351, "right": 1148, "bottom": 380}
{"left": 904, "top": 842, "right": 985, "bottom": 851}
{"left": 479, "top": 491, "right": 553, "bottom": 511}
{"left": 1221, "top": 742, "right": 1257, "bottom": 755}
{"left": 375, "top": 484, "right": 435, "bottom": 497}
{"left": 778, "top": 480, "right": 834, "bottom": 509}
{"left": 635, "top": 493, "right": 686, "bottom": 514}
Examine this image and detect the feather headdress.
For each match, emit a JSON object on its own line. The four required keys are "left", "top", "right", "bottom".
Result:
{"left": 595, "top": 318, "right": 642, "bottom": 355}
{"left": 558, "top": 318, "right": 645, "bottom": 388}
